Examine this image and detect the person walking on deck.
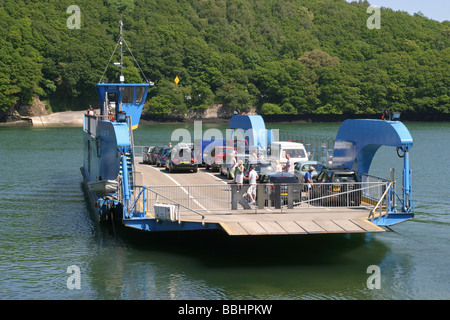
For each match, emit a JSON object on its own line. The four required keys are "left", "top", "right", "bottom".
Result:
{"left": 244, "top": 165, "right": 258, "bottom": 204}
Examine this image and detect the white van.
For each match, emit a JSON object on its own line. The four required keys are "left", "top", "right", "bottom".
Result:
{"left": 269, "top": 141, "right": 308, "bottom": 172}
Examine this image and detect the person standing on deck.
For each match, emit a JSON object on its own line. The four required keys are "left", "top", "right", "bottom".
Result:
{"left": 304, "top": 166, "right": 314, "bottom": 199}
{"left": 304, "top": 166, "right": 314, "bottom": 185}
{"left": 234, "top": 160, "right": 244, "bottom": 190}
{"left": 284, "top": 154, "right": 292, "bottom": 173}
{"left": 244, "top": 165, "right": 258, "bottom": 205}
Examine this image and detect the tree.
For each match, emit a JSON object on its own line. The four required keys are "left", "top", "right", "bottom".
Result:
{"left": 260, "top": 103, "right": 282, "bottom": 115}
{"left": 1, "top": 0, "right": 449, "bottom": 119}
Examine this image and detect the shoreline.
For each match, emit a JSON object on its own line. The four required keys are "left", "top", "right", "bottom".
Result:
{"left": 1, "top": 110, "right": 449, "bottom": 127}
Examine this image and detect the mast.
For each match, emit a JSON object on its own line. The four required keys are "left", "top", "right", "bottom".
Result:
{"left": 119, "top": 18, "right": 124, "bottom": 83}
{"left": 118, "top": 19, "right": 124, "bottom": 117}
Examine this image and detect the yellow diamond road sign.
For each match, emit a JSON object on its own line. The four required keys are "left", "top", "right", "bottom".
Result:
{"left": 174, "top": 76, "right": 180, "bottom": 85}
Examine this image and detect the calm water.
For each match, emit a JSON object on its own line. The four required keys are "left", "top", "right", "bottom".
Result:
{"left": 0, "top": 121, "right": 449, "bottom": 300}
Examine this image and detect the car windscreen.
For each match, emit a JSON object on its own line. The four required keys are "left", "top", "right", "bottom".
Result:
{"left": 255, "top": 164, "right": 275, "bottom": 174}
{"left": 172, "top": 148, "right": 193, "bottom": 159}
{"left": 302, "top": 163, "right": 325, "bottom": 172}
{"left": 283, "top": 148, "right": 306, "bottom": 158}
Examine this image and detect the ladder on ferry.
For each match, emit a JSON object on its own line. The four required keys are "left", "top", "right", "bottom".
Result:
{"left": 119, "top": 151, "right": 134, "bottom": 188}
{"left": 119, "top": 115, "right": 137, "bottom": 190}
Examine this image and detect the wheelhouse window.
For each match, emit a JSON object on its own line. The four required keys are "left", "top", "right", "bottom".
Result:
{"left": 136, "top": 87, "right": 145, "bottom": 104}
{"left": 122, "top": 86, "right": 133, "bottom": 104}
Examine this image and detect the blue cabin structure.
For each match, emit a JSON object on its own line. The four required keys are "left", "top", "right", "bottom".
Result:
{"left": 82, "top": 82, "right": 150, "bottom": 221}
{"left": 228, "top": 114, "right": 274, "bottom": 150}
{"left": 96, "top": 83, "right": 149, "bottom": 130}
{"left": 81, "top": 20, "right": 151, "bottom": 222}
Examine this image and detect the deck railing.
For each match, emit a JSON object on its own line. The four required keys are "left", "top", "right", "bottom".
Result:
{"left": 83, "top": 114, "right": 111, "bottom": 137}
{"left": 123, "top": 180, "right": 391, "bottom": 221}
{"left": 368, "top": 181, "right": 394, "bottom": 222}
{"left": 129, "top": 185, "right": 206, "bottom": 224}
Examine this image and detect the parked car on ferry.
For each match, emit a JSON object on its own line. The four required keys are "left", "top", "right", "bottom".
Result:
{"left": 312, "top": 169, "right": 361, "bottom": 206}
{"left": 165, "top": 146, "right": 198, "bottom": 173}
{"left": 194, "top": 138, "right": 226, "bottom": 166}
{"left": 265, "top": 172, "right": 301, "bottom": 205}
{"left": 268, "top": 141, "right": 308, "bottom": 170}
{"left": 266, "top": 172, "right": 298, "bottom": 185}
{"left": 204, "top": 146, "right": 235, "bottom": 171}
{"left": 155, "top": 146, "right": 172, "bottom": 167}
{"left": 149, "top": 145, "right": 163, "bottom": 165}
{"left": 243, "top": 161, "right": 276, "bottom": 183}
{"left": 293, "top": 161, "right": 325, "bottom": 182}
{"left": 228, "top": 139, "right": 249, "bottom": 154}
{"left": 143, "top": 146, "right": 155, "bottom": 164}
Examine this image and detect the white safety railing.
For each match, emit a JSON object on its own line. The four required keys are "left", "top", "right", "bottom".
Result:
{"left": 299, "top": 181, "right": 388, "bottom": 208}
{"left": 122, "top": 180, "right": 390, "bottom": 220}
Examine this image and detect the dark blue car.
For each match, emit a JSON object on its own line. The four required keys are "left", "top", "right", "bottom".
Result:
{"left": 156, "top": 147, "right": 172, "bottom": 167}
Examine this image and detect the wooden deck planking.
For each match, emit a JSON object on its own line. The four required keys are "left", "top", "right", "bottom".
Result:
{"left": 219, "top": 219, "right": 382, "bottom": 236}
{"left": 351, "top": 219, "right": 385, "bottom": 232}
{"left": 277, "top": 221, "right": 308, "bottom": 234}
{"left": 332, "top": 219, "right": 366, "bottom": 233}
{"left": 258, "top": 221, "right": 288, "bottom": 235}
{"left": 220, "top": 222, "right": 249, "bottom": 236}
{"left": 295, "top": 220, "right": 326, "bottom": 234}
{"left": 313, "top": 220, "right": 345, "bottom": 233}
{"left": 238, "top": 221, "right": 267, "bottom": 235}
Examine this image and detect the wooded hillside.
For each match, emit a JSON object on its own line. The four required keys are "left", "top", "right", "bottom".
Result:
{"left": 0, "top": 0, "right": 448, "bottom": 120}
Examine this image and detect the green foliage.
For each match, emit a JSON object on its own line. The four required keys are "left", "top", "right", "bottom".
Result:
{"left": 0, "top": 0, "right": 449, "bottom": 117}
{"left": 260, "top": 103, "right": 283, "bottom": 115}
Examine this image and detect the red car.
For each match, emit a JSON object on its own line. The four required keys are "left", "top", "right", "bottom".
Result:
{"left": 204, "top": 146, "right": 235, "bottom": 171}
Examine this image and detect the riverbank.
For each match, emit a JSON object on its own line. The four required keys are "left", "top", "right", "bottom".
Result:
{"left": 0, "top": 110, "right": 91, "bottom": 127}
{"left": 2, "top": 109, "right": 449, "bottom": 127}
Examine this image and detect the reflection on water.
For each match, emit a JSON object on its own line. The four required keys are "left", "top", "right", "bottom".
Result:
{"left": 83, "top": 226, "right": 393, "bottom": 300}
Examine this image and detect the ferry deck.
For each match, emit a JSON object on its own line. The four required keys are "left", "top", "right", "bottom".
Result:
{"left": 132, "top": 157, "right": 387, "bottom": 236}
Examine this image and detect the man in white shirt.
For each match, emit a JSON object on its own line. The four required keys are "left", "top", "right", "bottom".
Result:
{"left": 244, "top": 165, "right": 258, "bottom": 204}
{"left": 284, "top": 154, "right": 292, "bottom": 173}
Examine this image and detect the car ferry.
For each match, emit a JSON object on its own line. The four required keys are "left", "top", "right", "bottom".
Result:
{"left": 81, "top": 22, "right": 414, "bottom": 236}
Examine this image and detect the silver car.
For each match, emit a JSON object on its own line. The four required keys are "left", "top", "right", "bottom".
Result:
{"left": 293, "top": 161, "right": 325, "bottom": 182}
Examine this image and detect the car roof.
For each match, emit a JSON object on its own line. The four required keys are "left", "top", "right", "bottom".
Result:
{"left": 271, "top": 141, "right": 305, "bottom": 146}
{"left": 267, "top": 173, "right": 298, "bottom": 182}
{"left": 251, "top": 162, "right": 272, "bottom": 166}
{"left": 295, "top": 160, "right": 323, "bottom": 165}
{"left": 322, "top": 169, "right": 356, "bottom": 174}
{"left": 175, "top": 143, "right": 190, "bottom": 148}
{"left": 267, "top": 172, "right": 296, "bottom": 178}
